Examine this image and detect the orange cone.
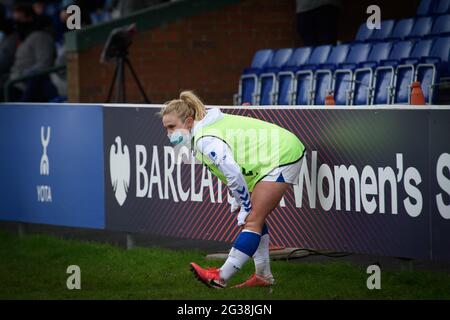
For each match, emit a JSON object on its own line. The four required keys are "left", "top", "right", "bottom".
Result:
{"left": 410, "top": 81, "right": 425, "bottom": 105}
{"left": 325, "top": 93, "right": 335, "bottom": 105}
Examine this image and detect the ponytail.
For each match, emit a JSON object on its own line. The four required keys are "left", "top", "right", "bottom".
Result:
{"left": 158, "top": 90, "right": 207, "bottom": 121}
{"left": 180, "top": 91, "right": 206, "bottom": 120}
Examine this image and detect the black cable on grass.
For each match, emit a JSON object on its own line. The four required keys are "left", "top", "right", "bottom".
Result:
{"left": 284, "top": 248, "right": 353, "bottom": 262}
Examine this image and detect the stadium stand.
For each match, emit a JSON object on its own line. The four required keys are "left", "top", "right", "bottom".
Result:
{"left": 235, "top": 49, "right": 273, "bottom": 105}
{"left": 235, "top": 0, "right": 450, "bottom": 105}
{"left": 257, "top": 48, "right": 293, "bottom": 105}
{"left": 275, "top": 47, "right": 312, "bottom": 105}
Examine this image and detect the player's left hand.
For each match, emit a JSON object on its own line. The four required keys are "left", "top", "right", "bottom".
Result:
{"left": 230, "top": 196, "right": 240, "bottom": 213}
{"left": 237, "top": 207, "right": 251, "bottom": 226}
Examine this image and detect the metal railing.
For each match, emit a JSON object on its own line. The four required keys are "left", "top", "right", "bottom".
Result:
{"left": 3, "top": 65, "right": 67, "bottom": 102}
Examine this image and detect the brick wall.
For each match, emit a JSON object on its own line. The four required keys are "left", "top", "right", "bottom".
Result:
{"left": 68, "top": 0, "right": 418, "bottom": 105}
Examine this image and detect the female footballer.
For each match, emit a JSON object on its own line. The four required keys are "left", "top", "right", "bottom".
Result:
{"left": 159, "top": 91, "right": 305, "bottom": 288}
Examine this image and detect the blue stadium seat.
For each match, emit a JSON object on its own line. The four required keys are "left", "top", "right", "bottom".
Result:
{"left": 415, "top": 36, "right": 450, "bottom": 103}
{"left": 380, "top": 40, "right": 415, "bottom": 66}
{"left": 370, "top": 20, "right": 395, "bottom": 42}
{"left": 389, "top": 18, "right": 415, "bottom": 41}
{"left": 235, "top": 49, "right": 273, "bottom": 105}
{"left": 431, "top": 14, "right": 450, "bottom": 36}
{"left": 294, "top": 45, "right": 332, "bottom": 105}
{"left": 407, "top": 17, "right": 433, "bottom": 39}
{"left": 372, "top": 40, "right": 415, "bottom": 104}
{"left": 354, "top": 22, "right": 374, "bottom": 42}
{"left": 276, "top": 47, "right": 312, "bottom": 105}
{"left": 432, "top": 0, "right": 450, "bottom": 15}
{"left": 393, "top": 39, "right": 434, "bottom": 103}
{"left": 417, "top": 0, "right": 435, "bottom": 16}
{"left": 352, "top": 42, "right": 393, "bottom": 105}
{"left": 258, "top": 48, "right": 293, "bottom": 105}
{"left": 332, "top": 43, "right": 372, "bottom": 105}
{"left": 359, "top": 41, "right": 393, "bottom": 68}
{"left": 312, "top": 44, "right": 350, "bottom": 105}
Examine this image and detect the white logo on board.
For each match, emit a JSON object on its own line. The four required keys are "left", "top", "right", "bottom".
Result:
{"left": 110, "top": 136, "right": 130, "bottom": 206}
{"left": 40, "top": 126, "right": 50, "bottom": 175}
{"left": 37, "top": 126, "right": 52, "bottom": 203}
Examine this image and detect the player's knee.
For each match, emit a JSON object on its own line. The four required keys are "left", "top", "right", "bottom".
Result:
{"left": 243, "top": 219, "right": 264, "bottom": 234}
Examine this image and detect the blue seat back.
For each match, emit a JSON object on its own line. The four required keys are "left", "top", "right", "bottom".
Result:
{"left": 241, "top": 77, "right": 257, "bottom": 104}
{"left": 408, "top": 17, "right": 433, "bottom": 39}
{"left": 411, "top": 39, "right": 434, "bottom": 58}
{"left": 394, "top": 68, "right": 415, "bottom": 103}
{"left": 285, "top": 47, "right": 312, "bottom": 68}
{"left": 371, "top": 20, "right": 395, "bottom": 41}
{"left": 333, "top": 72, "right": 353, "bottom": 105}
{"left": 326, "top": 44, "right": 350, "bottom": 65}
{"left": 345, "top": 43, "right": 372, "bottom": 65}
{"left": 355, "top": 22, "right": 374, "bottom": 42}
{"left": 373, "top": 69, "right": 394, "bottom": 104}
{"left": 366, "top": 41, "right": 393, "bottom": 64}
{"left": 259, "top": 76, "right": 276, "bottom": 105}
{"left": 295, "top": 72, "right": 314, "bottom": 105}
{"left": 353, "top": 71, "right": 373, "bottom": 105}
{"left": 266, "top": 48, "right": 293, "bottom": 69}
{"left": 432, "top": 0, "right": 450, "bottom": 15}
{"left": 417, "top": 0, "right": 434, "bottom": 16}
{"left": 388, "top": 40, "right": 414, "bottom": 61}
{"left": 277, "top": 73, "right": 294, "bottom": 105}
{"left": 250, "top": 49, "right": 274, "bottom": 69}
{"left": 390, "top": 18, "right": 414, "bottom": 40}
{"left": 416, "top": 67, "right": 438, "bottom": 104}
{"left": 431, "top": 14, "right": 450, "bottom": 36}
{"left": 314, "top": 72, "right": 334, "bottom": 105}
{"left": 428, "top": 36, "right": 450, "bottom": 76}
{"left": 306, "top": 45, "right": 332, "bottom": 66}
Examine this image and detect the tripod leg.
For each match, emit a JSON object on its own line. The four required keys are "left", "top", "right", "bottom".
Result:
{"left": 125, "top": 58, "right": 151, "bottom": 103}
{"left": 106, "top": 61, "right": 119, "bottom": 103}
{"left": 116, "top": 57, "right": 125, "bottom": 103}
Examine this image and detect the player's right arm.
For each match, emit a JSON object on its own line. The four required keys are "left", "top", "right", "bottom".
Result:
{"left": 196, "top": 136, "right": 252, "bottom": 225}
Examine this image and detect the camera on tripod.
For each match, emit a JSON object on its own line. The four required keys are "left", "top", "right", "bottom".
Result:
{"left": 101, "top": 23, "right": 150, "bottom": 103}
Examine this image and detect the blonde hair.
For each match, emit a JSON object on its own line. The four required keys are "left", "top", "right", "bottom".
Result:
{"left": 158, "top": 90, "right": 207, "bottom": 121}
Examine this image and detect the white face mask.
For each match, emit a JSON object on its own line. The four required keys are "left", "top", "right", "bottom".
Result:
{"left": 168, "top": 129, "right": 191, "bottom": 148}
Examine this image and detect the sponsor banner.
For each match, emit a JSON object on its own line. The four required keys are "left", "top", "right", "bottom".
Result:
{"left": 430, "top": 110, "right": 450, "bottom": 261}
{"left": 0, "top": 104, "right": 105, "bottom": 229}
{"left": 104, "top": 106, "right": 450, "bottom": 261}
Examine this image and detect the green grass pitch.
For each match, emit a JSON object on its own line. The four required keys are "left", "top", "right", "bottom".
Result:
{"left": 0, "top": 230, "right": 449, "bottom": 299}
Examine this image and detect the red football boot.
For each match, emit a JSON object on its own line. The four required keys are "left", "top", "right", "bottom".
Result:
{"left": 190, "top": 262, "right": 226, "bottom": 289}
{"left": 233, "top": 273, "right": 275, "bottom": 288}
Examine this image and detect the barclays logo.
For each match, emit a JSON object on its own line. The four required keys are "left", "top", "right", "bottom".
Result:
{"left": 110, "top": 136, "right": 130, "bottom": 206}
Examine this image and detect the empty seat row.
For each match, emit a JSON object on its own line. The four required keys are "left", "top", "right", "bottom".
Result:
{"left": 234, "top": 36, "right": 450, "bottom": 106}
{"left": 355, "top": 14, "right": 450, "bottom": 43}
{"left": 417, "top": 0, "right": 450, "bottom": 16}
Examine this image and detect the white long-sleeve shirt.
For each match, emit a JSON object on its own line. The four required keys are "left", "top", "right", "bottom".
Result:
{"left": 196, "top": 136, "right": 252, "bottom": 213}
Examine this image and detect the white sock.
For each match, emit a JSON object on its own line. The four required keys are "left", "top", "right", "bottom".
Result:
{"left": 253, "top": 233, "right": 273, "bottom": 278}
{"left": 219, "top": 247, "right": 250, "bottom": 282}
